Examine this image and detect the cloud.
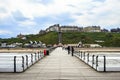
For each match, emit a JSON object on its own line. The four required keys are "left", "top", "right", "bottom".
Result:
{"left": 0, "top": 7, "right": 7, "bottom": 13}
{"left": 72, "top": 0, "right": 120, "bottom": 27}
{"left": 18, "top": 20, "right": 37, "bottom": 27}
{"left": 30, "top": 0, "right": 54, "bottom": 5}
{"left": 0, "top": 0, "right": 120, "bottom": 38}
{"left": 12, "top": 10, "right": 29, "bottom": 21}
{"left": 0, "top": 29, "right": 12, "bottom": 35}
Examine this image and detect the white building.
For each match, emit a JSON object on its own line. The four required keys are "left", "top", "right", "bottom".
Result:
{"left": 46, "top": 24, "right": 60, "bottom": 32}
{"left": 83, "top": 26, "right": 101, "bottom": 32}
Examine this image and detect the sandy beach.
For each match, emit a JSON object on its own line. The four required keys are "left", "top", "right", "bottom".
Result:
{"left": 75, "top": 47, "right": 120, "bottom": 52}
{"left": 0, "top": 47, "right": 120, "bottom": 53}
{"left": 0, "top": 48, "right": 46, "bottom": 53}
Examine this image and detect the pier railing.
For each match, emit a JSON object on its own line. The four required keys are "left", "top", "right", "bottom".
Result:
{"left": 0, "top": 51, "right": 44, "bottom": 72}
{"left": 74, "top": 51, "right": 106, "bottom": 72}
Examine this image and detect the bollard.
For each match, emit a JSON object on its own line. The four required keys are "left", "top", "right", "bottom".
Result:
{"left": 103, "top": 56, "right": 106, "bottom": 72}
{"left": 14, "top": 56, "right": 16, "bottom": 72}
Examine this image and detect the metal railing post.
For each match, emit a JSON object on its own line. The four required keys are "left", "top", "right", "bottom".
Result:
{"left": 38, "top": 52, "right": 40, "bottom": 60}
{"left": 26, "top": 55, "right": 28, "bottom": 68}
{"left": 83, "top": 52, "right": 85, "bottom": 60}
{"left": 35, "top": 53, "right": 37, "bottom": 61}
{"left": 79, "top": 51, "right": 80, "bottom": 57}
{"left": 22, "top": 56, "right": 24, "bottom": 71}
{"left": 96, "top": 55, "right": 98, "bottom": 70}
{"left": 103, "top": 56, "right": 106, "bottom": 72}
{"left": 81, "top": 52, "right": 82, "bottom": 59}
{"left": 40, "top": 51, "right": 42, "bottom": 59}
{"left": 92, "top": 55, "right": 95, "bottom": 67}
{"left": 87, "top": 53, "right": 89, "bottom": 63}
{"left": 31, "top": 54, "right": 33, "bottom": 64}
{"left": 14, "top": 56, "right": 16, "bottom": 72}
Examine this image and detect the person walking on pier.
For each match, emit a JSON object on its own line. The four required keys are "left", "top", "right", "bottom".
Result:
{"left": 71, "top": 47, "right": 74, "bottom": 56}
{"left": 67, "top": 46, "right": 70, "bottom": 54}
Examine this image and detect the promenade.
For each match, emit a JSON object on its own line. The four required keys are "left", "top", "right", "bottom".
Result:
{"left": 0, "top": 47, "right": 120, "bottom": 80}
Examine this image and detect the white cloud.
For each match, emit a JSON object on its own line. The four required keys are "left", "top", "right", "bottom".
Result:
{"left": 0, "top": 0, "right": 120, "bottom": 37}
{"left": 18, "top": 20, "right": 37, "bottom": 26}
{"left": 72, "top": 0, "right": 120, "bottom": 27}
{"left": 0, "top": 0, "right": 119, "bottom": 24}
{"left": 0, "top": 29, "right": 12, "bottom": 35}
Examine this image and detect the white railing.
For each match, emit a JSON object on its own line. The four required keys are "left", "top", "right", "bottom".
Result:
{"left": 0, "top": 52, "right": 44, "bottom": 72}
{"left": 74, "top": 51, "right": 120, "bottom": 72}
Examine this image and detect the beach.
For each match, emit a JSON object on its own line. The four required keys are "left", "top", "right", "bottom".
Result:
{"left": 75, "top": 47, "right": 120, "bottom": 52}
{"left": 0, "top": 48, "right": 45, "bottom": 53}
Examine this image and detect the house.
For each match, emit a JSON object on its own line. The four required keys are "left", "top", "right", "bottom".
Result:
{"left": 83, "top": 44, "right": 102, "bottom": 48}
{"left": 1, "top": 43, "right": 7, "bottom": 48}
{"left": 39, "top": 30, "right": 46, "bottom": 34}
{"left": 60, "top": 26, "right": 83, "bottom": 32}
{"left": 17, "top": 33, "right": 26, "bottom": 40}
{"left": 83, "top": 26, "right": 101, "bottom": 32}
{"left": 67, "top": 44, "right": 78, "bottom": 47}
{"left": 46, "top": 24, "right": 60, "bottom": 32}
{"left": 45, "top": 24, "right": 83, "bottom": 32}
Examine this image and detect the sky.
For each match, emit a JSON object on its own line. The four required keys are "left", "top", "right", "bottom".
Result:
{"left": 0, "top": 0, "right": 120, "bottom": 38}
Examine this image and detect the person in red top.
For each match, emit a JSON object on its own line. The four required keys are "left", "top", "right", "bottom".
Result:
{"left": 44, "top": 50, "right": 46, "bottom": 56}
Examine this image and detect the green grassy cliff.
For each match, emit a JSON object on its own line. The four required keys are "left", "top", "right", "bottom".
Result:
{"left": 0, "top": 32, "right": 120, "bottom": 47}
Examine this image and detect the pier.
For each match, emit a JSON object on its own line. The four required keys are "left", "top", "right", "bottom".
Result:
{"left": 0, "top": 47, "right": 120, "bottom": 80}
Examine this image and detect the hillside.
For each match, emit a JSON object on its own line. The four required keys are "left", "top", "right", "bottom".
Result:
{"left": 0, "top": 32, "right": 120, "bottom": 47}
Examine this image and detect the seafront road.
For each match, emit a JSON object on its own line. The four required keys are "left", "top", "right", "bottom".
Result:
{"left": 0, "top": 47, "right": 120, "bottom": 80}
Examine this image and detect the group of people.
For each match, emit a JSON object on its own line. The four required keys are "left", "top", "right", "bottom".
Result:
{"left": 67, "top": 46, "right": 74, "bottom": 56}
